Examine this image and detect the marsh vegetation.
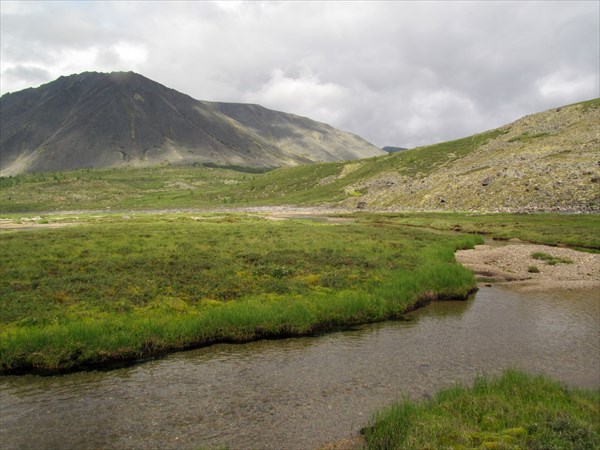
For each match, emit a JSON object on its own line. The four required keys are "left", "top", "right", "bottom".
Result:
{"left": 0, "top": 213, "right": 481, "bottom": 373}
{"left": 2, "top": 209, "right": 598, "bottom": 373}
{"left": 365, "top": 369, "right": 600, "bottom": 449}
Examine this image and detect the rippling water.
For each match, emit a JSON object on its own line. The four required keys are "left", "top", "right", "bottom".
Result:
{"left": 1, "top": 285, "right": 599, "bottom": 449}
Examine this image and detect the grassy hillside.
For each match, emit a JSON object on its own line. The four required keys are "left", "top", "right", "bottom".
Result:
{"left": 1, "top": 98, "right": 598, "bottom": 213}
{"left": 0, "top": 165, "right": 254, "bottom": 212}
{"left": 235, "top": 98, "right": 600, "bottom": 212}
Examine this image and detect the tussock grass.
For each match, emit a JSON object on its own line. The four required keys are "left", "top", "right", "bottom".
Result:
{"left": 365, "top": 369, "right": 600, "bottom": 449}
{"left": 0, "top": 215, "right": 481, "bottom": 373}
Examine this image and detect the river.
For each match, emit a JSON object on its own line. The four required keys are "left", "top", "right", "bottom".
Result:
{"left": 1, "top": 285, "right": 598, "bottom": 449}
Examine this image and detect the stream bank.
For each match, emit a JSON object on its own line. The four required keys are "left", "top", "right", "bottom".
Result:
{"left": 2, "top": 285, "right": 598, "bottom": 450}
{"left": 456, "top": 243, "right": 600, "bottom": 292}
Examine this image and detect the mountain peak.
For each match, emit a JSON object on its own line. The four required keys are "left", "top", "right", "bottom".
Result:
{"left": 0, "top": 72, "right": 383, "bottom": 175}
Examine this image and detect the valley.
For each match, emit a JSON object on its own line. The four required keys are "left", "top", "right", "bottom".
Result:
{"left": 1, "top": 95, "right": 599, "bottom": 449}
{"left": 2, "top": 98, "right": 598, "bottom": 214}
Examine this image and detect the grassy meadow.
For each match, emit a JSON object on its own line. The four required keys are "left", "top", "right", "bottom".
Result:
{"left": 0, "top": 214, "right": 482, "bottom": 373}
{"left": 0, "top": 165, "right": 254, "bottom": 213}
{"left": 2, "top": 207, "right": 599, "bottom": 373}
{"left": 365, "top": 369, "right": 600, "bottom": 449}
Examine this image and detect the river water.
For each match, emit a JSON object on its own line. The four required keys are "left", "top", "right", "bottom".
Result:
{"left": 1, "top": 285, "right": 599, "bottom": 450}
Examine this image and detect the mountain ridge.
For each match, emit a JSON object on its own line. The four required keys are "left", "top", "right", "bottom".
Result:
{"left": 0, "top": 71, "right": 383, "bottom": 175}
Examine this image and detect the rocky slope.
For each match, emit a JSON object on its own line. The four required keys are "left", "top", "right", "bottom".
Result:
{"left": 236, "top": 98, "right": 599, "bottom": 212}
{"left": 333, "top": 99, "right": 599, "bottom": 212}
{"left": 0, "top": 72, "right": 383, "bottom": 175}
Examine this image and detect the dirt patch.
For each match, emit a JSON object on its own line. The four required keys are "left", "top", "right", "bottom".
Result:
{"left": 229, "top": 206, "right": 358, "bottom": 223}
{"left": 0, "top": 219, "right": 80, "bottom": 231}
{"left": 456, "top": 243, "right": 600, "bottom": 292}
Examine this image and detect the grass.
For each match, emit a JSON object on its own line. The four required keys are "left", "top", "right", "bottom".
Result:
{"left": 527, "top": 265, "right": 540, "bottom": 274}
{"left": 507, "top": 131, "right": 550, "bottom": 143}
{"left": 0, "top": 214, "right": 482, "bottom": 373}
{"left": 0, "top": 165, "right": 253, "bottom": 213}
{"left": 214, "top": 128, "right": 506, "bottom": 205}
{"left": 531, "top": 251, "right": 574, "bottom": 265}
{"left": 1, "top": 209, "right": 595, "bottom": 373}
{"left": 569, "top": 97, "right": 600, "bottom": 112}
{"left": 365, "top": 369, "right": 600, "bottom": 449}
{"left": 355, "top": 212, "right": 600, "bottom": 251}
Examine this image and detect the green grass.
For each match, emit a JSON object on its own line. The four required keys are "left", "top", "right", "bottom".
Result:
{"left": 0, "top": 214, "right": 482, "bottom": 373}
{"left": 0, "top": 210, "right": 594, "bottom": 373}
{"left": 569, "top": 97, "right": 600, "bottom": 112}
{"left": 355, "top": 212, "right": 600, "bottom": 251}
{"left": 531, "top": 252, "right": 574, "bottom": 265}
{"left": 507, "top": 131, "right": 550, "bottom": 143}
{"left": 365, "top": 369, "right": 600, "bottom": 449}
{"left": 0, "top": 165, "right": 253, "bottom": 213}
{"left": 392, "top": 129, "right": 506, "bottom": 177}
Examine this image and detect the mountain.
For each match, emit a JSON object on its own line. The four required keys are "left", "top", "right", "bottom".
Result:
{"left": 0, "top": 71, "right": 383, "bottom": 175}
{"left": 239, "top": 98, "right": 600, "bottom": 212}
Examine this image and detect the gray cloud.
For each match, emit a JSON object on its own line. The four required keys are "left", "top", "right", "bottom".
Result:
{"left": 1, "top": 1, "right": 598, "bottom": 148}
{"left": 1, "top": 64, "right": 50, "bottom": 92}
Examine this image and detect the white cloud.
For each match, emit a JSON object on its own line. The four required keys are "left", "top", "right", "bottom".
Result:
{"left": 537, "top": 69, "right": 599, "bottom": 104}
{"left": 403, "top": 90, "right": 484, "bottom": 146}
{"left": 1, "top": 1, "right": 598, "bottom": 148}
{"left": 1, "top": 64, "right": 50, "bottom": 93}
{"left": 244, "top": 69, "right": 348, "bottom": 124}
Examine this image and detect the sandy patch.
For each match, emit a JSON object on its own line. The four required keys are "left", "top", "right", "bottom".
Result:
{"left": 456, "top": 243, "right": 600, "bottom": 292}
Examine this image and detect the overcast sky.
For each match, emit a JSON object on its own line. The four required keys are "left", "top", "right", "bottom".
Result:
{"left": 1, "top": 1, "right": 598, "bottom": 148}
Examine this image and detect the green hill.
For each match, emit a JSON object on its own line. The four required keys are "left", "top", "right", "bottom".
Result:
{"left": 237, "top": 98, "right": 599, "bottom": 212}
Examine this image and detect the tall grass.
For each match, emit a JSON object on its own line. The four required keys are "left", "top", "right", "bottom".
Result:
{"left": 0, "top": 215, "right": 481, "bottom": 373}
{"left": 365, "top": 369, "right": 600, "bottom": 449}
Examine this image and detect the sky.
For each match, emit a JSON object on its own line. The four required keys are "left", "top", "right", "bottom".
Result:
{"left": 1, "top": 1, "right": 598, "bottom": 149}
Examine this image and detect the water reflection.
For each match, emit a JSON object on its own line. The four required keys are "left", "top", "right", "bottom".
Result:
{"left": 1, "top": 286, "right": 598, "bottom": 450}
